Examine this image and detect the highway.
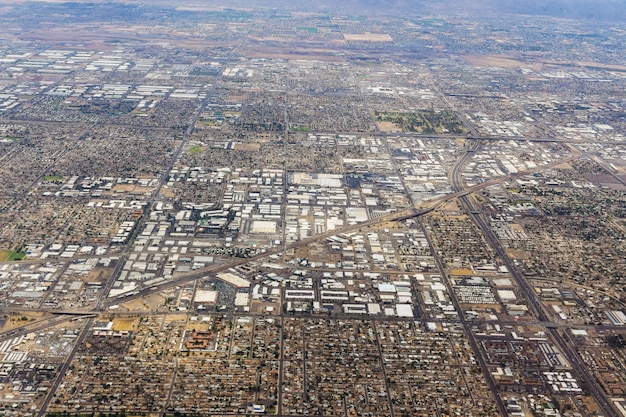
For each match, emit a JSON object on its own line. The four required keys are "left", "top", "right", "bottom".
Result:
{"left": 0, "top": 141, "right": 591, "bottom": 324}
{"left": 450, "top": 140, "right": 620, "bottom": 417}
{"left": 37, "top": 316, "right": 94, "bottom": 417}
{"left": 97, "top": 206, "right": 419, "bottom": 308}
{"left": 420, "top": 138, "right": 508, "bottom": 417}
{"left": 109, "top": 141, "right": 588, "bottom": 308}
{"left": 3, "top": 305, "right": 626, "bottom": 334}
{"left": 1, "top": 128, "right": 622, "bottom": 416}
{"left": 0, "top": 314, "right": 76, "bottom": 344}
{"left": 418, "top": 220, "right": 509, "bottom": 417}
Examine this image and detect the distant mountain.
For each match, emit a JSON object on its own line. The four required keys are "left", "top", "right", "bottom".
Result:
{"left": 2, "top": 0, "right": 625, "bottom": 21}
{"left": 347, "top": 0, "right": 626, "bottom": 21}
{"left": 457, "top": 0, "right": 626, "bottom": 21}
{"left": 238, "top": 0, "right": 626, "bottom": 21}
{"left": 276, "top": 0, "right": 626, "bottom": 21}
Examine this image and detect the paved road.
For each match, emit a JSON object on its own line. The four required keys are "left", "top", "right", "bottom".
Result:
{"left": 1, "top": 145, "right": 589, "bottom": 321}
{"left": 2, "top": 129, "right": 620, "bottom": 416}
{"left": 94, "top": 94, "right": 211, "bottom": 312}
{"left": 411, "top": 140, "right": 511, "bottom": 415}
{"left": 37, "top": 316, "right": 94, "bottom": 417}
{"left": 0, "top": 315, "right": 76, "bottom": 344}
{"left": 451, "top": 141, "right": 620, "bottom": 417}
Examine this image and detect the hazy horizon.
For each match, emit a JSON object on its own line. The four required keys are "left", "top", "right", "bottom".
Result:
{"left": 1, "top": 0, "right": 625, "bottom": 21}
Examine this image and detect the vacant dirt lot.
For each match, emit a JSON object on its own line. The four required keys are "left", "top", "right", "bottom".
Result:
{"left": 344, "top": 33, "right": 393, "bottom": 42}
{"left": 463, "top": 54, "right": 524, "bottom": 68}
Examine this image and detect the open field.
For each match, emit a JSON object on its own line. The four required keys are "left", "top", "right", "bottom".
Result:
{"left": 344, "top": 33, "right": 393, "bottom": 42}
{"left": 0, "top": 249, "right": 27, "bottom": 261}
{"left": 375, "top": 121, "right": 401, "bottom": 132}
{"left": 0, "top": 250, "right": 11, "bottom": 262}
{"left": 112, "top": 317, "right": 140, "bottom": 331}
{"left": 463, "top": 54, "right": 526, "bottom": 68}
{"left": 374, "top": 110, "right": 466, "bottom": 134}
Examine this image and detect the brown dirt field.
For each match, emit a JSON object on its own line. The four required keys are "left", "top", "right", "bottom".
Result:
{"left": 579, "top": 61, "right": 626, "bottom": 72}
{"left": 470, "top": 303, "right": 502, "bottom": 312}
{"left": 375, "top": 121, "right": 401, "bottom": 132}
{"left": 368, "top": 221, "right": 401, "bottom": 230}
{"left": 0, "top": 250, "right": 11, "bottom": 262}
{"left": 187, "top": 321, "right": 211, "bottom": 331}
{"left": 250, "top": 302, "right": 267, "bottom": 315}
{"left": 112, "top": 184, "right": 151, "bottom": 194}
{"left": 2, "top": 312, "right": 46, "bottom": 331}
{"left": 505, "top": 248, "right": 528, "bottom": 260}
{"left": 439, "top": 200, "right": 461, "bottom": 211}
{"left": 250, "top": 301, "right": 280, "bottom": 315}
{"left": 86, "top": 268, "right": 107, "bottom": 283}
{"left": 112, "top": 317, "right": 140, "bottom": 331}
{"left": 159, "top": 187, "right": 176, "bottom": 199}
{"left": 233, "top": 143, "right": 260, "bottom": 151}
{"left": 553, "top": 162, "right": 573, "bottom": 170}
{"left": 344, "top": 33, "right": 393, "bottom": 42}
{"left": 164, "top": 313, "right": 188, "bottom": 323}
{"left": 308, "top": 253, "right": 341, "bottom": 263}
{"left": 112, "top": 184, "right": 137, "bottom": 192}
{"left": 450, "top": 268, "right": 474, "bottom": 276}
{"left": 463, "top": 54, "right": 524, "bottom": 68}
{"left": 144, "top": 293, "right": 166, "bottom": 309}
{"left": 254, "top": 133, "right": 275, "bottom": 143}
{"left": 121, "top": 299, "right": 150, "bottom": 311}
{"left": 581, "top": 396, "right": 602, "bottom": 414}
{"left": 455, "top": 138, "right": 467, "bottom": 148}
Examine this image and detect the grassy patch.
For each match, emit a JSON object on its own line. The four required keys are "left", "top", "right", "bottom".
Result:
{"left": 297, "top": 26, "right": 318, "bottom": 33}
{"left": 188, "top": 145, "right": 204, "bottom": 154}
{"left": 374, "top": 110, "right": 467, "bottom": 134}
{"left": 0, "top": 249, "right": 27, "bottom": 261}
{"left": 7, "top": 250, "right": 27, "bottom": 261}
{"left": 412, "top": 18, "right": 448, "bottom": 27}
